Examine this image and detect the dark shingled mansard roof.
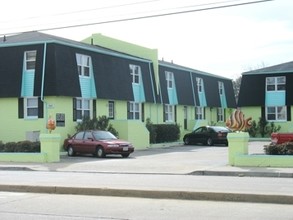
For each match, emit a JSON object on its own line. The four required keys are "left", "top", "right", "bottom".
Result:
{"left": 242, "top": 61, "right": 293, "bottom": 75}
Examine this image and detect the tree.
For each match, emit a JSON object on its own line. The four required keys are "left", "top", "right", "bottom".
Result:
{"left": 232, "top": 75, "right": 241, "bottom": 103}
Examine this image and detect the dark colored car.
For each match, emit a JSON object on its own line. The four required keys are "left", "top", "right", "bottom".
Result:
{"left": 63, "top": 130, "right": 134, "bottom": 158}
{"left": 183, "top": 126, "right": 231, "bottom": 146}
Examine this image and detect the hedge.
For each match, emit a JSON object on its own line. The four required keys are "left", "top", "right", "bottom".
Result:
{"left": 0, "top": 141, "right": 40, "bottom": 153}
{"left": 264, "top": 142, "right": 293, "bottom": 155}
{"left": 146, "top": 123, "right": 180, "bottom": 144}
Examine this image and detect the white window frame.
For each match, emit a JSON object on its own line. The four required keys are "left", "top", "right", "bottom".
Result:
{"left": 24, "top": 50, "right": 37, "bottom": 71}
{"left": 24, "top": 97, "right": 38, "bottom": 119}
{"left": 266, "top": 106, "right": 287, "bottom": 121}
{"left": 218, "top": 81, "right": 224, "bottom": 95}
{"left": 76, "top": 54, "right": 91, "bottom": 77}
{"left": 129, "top": 101, "right": 140, "bottom": 120}
{"left": 108, "top": 101, "right": 115, "bottom": 119}
{"left": 164, "top": 104, "right": 174, "bottom": 122}
{"left": 217, "top": 107, "right": 224, "bottom": 122}
{"left": 76, "top": 98, "right": 91, "bottom": 121}
{"left": 165, "top": 71, "right": 174, "bottom": 89}
{"left": 195, "top": 106, "right": 204, "bottom": 120}
{"left": 266, "top": 76, "right": 286, "bottom": 91}
{"left": 129, "top": 64, "right": 141, "bottom": 84}
{"left": 196, "top": 77, "right": 203, "bottom": 92}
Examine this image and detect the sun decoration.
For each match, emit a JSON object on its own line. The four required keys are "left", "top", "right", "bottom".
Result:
{"left": 46, "top": 116, "right": 56, "bottom": 133}
{"left": 225, "top": 109, "right": 252, "bottom": 132}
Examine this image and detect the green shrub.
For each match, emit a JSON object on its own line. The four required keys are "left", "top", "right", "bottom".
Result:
{"left": 75, "top": 115, "right": 119, "bottom": 137}
{"left": 248, "top": 118, "right": 281, "bottom": 138}
{"left": 0, "top": 141, "right": 40, "bottom": 153}
{"left": 153, "top": 124, "right": 180, "bottom": 143}
{"left": 264, "top": 142, "right": 293, "bottom": 155}
{"left": 247, "top": 120, "right": 257, "bottom": 137}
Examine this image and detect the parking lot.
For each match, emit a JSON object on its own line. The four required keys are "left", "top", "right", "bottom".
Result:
{"left": 0, "top": 141, "right": 270, "bottom": 174}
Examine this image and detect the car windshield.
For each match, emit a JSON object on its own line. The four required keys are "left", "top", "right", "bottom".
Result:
{"left": 93, "top": 131, "right": 117, "bottom": 140}
{"left": 212, "top": 127, "right": 230, "bottom": 132}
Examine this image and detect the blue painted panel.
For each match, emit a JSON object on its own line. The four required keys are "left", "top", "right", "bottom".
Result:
{"left": 132, "top": 83, "right": 146, "bottom": 103}
{"left": 219, "top": 85, "right": 227, "bottom": 108}
{"left": 198, "top": 83, "right": 207, "bottom": 106}
{"left": 79, "top": 64, "right": 97, "bottom": 99}
{"left": 21, "top": 70, "right": 35, "bottom": 97}
{"left": 266, "top": 91, "right": 285, "bottom": 106}
{"left": 79, "top": 77, "right": 91, "bottom": 98}
{"left": 167, "top": 88, "right": 178, "bottom": 105}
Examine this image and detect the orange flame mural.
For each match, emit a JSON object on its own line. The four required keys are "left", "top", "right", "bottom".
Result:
{"left": 226, "top": 109, "right": 252, "bottom": 132}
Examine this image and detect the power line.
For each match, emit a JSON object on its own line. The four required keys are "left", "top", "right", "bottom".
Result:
{"left": 0, "top": 0, "right": 160, "bottom": 24}
{"left": 1, "top": 0, "right": 273, "bottom": 36}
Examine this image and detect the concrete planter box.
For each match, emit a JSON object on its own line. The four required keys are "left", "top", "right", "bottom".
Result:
{"left": 227, "top": 132, "right": 249, "bottom": 166}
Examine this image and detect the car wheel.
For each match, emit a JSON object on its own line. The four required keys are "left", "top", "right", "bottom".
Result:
{"left": 184, "top": 137, "right": 190, "bottom": 145}
{"left": 67, "top": 146, "right": 75, "bottom": 157}
{"left": 206, "top": 138, "right": 213, "bottom": 146}
{"left": 122, "top": 153, "right": 130, "bottom": 158}
{"left": 96, "top": 147, "right": 105, "bottom": 158}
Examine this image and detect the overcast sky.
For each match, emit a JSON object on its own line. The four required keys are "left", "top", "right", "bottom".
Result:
{"left": 1, "top": 0, "right": 292, "bottom": 79}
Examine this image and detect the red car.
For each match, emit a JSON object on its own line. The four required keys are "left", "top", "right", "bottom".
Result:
{"left": 63, "top": 130, "right": 134, "bottom": 158}
{"left": 271, "top": 132, "right": 293, "bottom": 144}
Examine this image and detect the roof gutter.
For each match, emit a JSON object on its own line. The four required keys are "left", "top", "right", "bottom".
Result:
{"left": 41, "top": 42, "right": 48, "bottom": 132}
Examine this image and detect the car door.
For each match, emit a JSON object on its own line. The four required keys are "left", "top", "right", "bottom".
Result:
{"left": 190, "top": 127, "right": 205, "bottom": 144}
{"left": 83, "top": 131, "right": 97, "bottom": 154}
{"left": 72, "top": 131, "right": 85, "bottom": 153}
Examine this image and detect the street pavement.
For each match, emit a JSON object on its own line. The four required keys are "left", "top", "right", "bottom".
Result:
{"left": 0, "top": 141, "right": 293, "bottom": 204}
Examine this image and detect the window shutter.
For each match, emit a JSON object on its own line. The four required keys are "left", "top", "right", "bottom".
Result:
{"left": 38, "top": 97, "right": 44, "bottom": 118}
{"left": 261, "top": 106, "right": 265, "bottom": 120}
{"left": 203, "top": 107, "right": 206, "bottom": 120}
{"left": 287, "top": 106, "right": 291, "bottom": 121}
{"left": 141, "top": 103, "right": 145, "bottom": 122}
{"left": 216, "top": 108, "right": 219, "bottom": 122}
{"left": 93, "top": 99, "right": 96, "bottom": 118}
{"left": 163, "top": 104, "right": 166, "bottom": 122}
{"left": 18, "top": 98, "right": 24, "bottom": 119}
{"left": 174, "top": 106, "right": 177, "bottom": 123}
{"left": 127, "top": 102, "right": 130, "bottom": 119}
{"left": 224, "top": 108, "right": 226, "bottom": 122}
{"left": 73, "top": 98, "right": 77, "bottom": 121}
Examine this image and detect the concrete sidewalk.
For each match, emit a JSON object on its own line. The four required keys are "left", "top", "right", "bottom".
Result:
{"left": 0, "top": 141, "right": 292, "bottom": 204}
{"left": 0, "top": 170, "right": 293, "bottom": 204}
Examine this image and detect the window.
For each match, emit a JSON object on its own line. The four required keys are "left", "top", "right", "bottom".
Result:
{"left": 266, "top": 106, "right": 287, "bottom": 121}
{"left": 218, "top": 81, "right": 224, "bottom": 95}
{"left": 266, "top": 76, "right": 285, "bottom": 91}
{"left": 128, "top": 102, "right": 140, "bottom": 120}
{"left": 25, "top": 97, "right": 38, "bottom": 118}
{"left": 164, "top": 104, "right": 174, "bottom": 122}
{"left": 25, "top": 51, "right": 36, "bottom": 71}
{"left": 75, "top": 98, "right": 91, "bottom": 121}
{"left": 195, "top": 107, "right": 204, "bottom": 120}
{"left": 196, "top": 78, "right": 203, "bottom": 92}
{"left": 217, "top": 108, "right": 224, "bottom": 122}
{"left": 165, "top": 71, "right": 174, "bottom": 89}
{"left": 108, "top": 101, "right": 115, "bottom": 119}
{"left": 129, "top": 64, "right": 140, "bottom": 84}
{"left": 76, "top": 54, "right": 91, "bottom": 77}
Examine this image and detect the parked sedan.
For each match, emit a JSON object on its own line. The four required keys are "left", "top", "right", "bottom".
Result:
{"left": 183, "top": 126, "right": 231, "bottom": 146}
{"left": 64, "top": 130, "right": 134, "bottom": 158}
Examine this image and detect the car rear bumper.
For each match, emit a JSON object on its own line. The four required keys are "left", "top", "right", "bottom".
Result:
{"left": 105, "top": 147, "right": 134, "bottom": 155}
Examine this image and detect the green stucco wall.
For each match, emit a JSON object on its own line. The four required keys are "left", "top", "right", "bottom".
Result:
{"left": 240, "top": 106, "right": 293, "bottom": 133}
{"left": 82, "top": 33, "right": 159, "bottom": 93}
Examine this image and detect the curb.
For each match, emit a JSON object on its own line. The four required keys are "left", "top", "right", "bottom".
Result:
{"left": 190, "top": 170, "right": 293, "bottom": 178}
{"left": 0, "top": 184, "right": 292, "bottom": 204}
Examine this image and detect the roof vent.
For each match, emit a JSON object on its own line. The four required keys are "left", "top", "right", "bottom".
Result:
{"left": 3, "top": 35, "right": 6, "bottom": 42}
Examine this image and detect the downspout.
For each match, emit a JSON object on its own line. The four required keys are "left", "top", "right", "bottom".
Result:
{"left": 41, "top": 43, "right": 48, "bottom": 133}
